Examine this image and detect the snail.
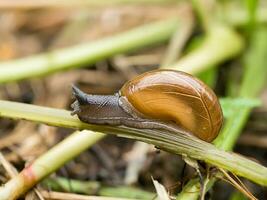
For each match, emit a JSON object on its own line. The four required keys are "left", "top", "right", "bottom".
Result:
{"left": 71, "top": 69, "right": 223, "bottom": 142}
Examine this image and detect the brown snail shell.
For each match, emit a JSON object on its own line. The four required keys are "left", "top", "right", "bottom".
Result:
{"left": 72, "top": 69, "right": 223, "bottom": 142}
{"left": 120, "top": 70, "right": 223, "bottom": 142}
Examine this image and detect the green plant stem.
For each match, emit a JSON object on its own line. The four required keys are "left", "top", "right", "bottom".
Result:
{"left": 43, "top": 177, "right": 155, "bottom": 199}
{"left": 176, "top": 179, "right": 200, "bottom": 200}
{"left": 163, "top": 25, "right": 244, "bottom": 74}
{"left": 0, "top": 100, "right": 267, "bottom": 200}
{"left": 0, "top": 0, "right": 178, "bottom": 8}
{"left": 222, "top": 4, "right": 267, "bottom": 27}
{"left": 214, "top": 27, "right": 267, "bottom": 150}
{"left": 0, "top": 18, "right": 179, "bottom": 83}
{"left": 43, "top": 177, "right": 100, "bottom": 196}
{"left": 191, "top": 0, "right": 212, "bottom": 32}
{"left": 213, "top": 108, "right": 250, "bottom": 150}
{"left": 176, "top": 26, "right": 267, "bottom": 200}
{"left": 245, "top": 0, "right": 258, "bottom": 34}
{"left": 176, "top": 178, "right": 215, "bottom": 200}
{"left": 0, "top": 130, "right": 105, "bottom": 200}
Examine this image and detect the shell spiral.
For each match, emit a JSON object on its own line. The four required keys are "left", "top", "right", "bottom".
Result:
{"left": 120, "top": 70, "right": 223, "bottom": 142}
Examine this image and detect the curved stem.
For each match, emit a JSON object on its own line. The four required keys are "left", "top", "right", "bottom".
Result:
{"left": 0, "top": 100, "right": 266, "bottom": 192}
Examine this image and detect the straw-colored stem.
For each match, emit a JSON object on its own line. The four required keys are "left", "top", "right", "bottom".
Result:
{"left": 0, "top": 130, "right": 105, "bottom": 200}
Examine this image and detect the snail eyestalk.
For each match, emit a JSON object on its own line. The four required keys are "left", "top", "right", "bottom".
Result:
{"left": 71, "top": 85, "right": 86, "bottom": 115}
{"left": 72, "top": 85, "right": 90, "bottom": 105}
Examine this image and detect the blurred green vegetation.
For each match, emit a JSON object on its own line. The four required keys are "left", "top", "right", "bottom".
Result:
{"left": 0, "top": 0, "right": 267, "bottom": 200}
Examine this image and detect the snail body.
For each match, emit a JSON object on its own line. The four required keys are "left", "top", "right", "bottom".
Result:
{"left": 71, "top": 69, "right": 223, "bottom": 142}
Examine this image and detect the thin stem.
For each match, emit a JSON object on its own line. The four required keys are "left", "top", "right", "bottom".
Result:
{"left": 0, "top": 0, "right": 177, "bottom": 8}
{"left": 176, "top": 25, "right": 267, "bottom": 200}
{"left": 0, "top": 18, "right": 179, "bottom": 83}
{"left": 0, "top": 130, "right": 105, "bottom": 200}
{"left": 42, "top": 177, "right": 155, "bottom": 199}
{"left": 163, "top": 25, "right": 244, "bottom": 74}
{"left": 161, "top": 13, "right": 194, "bottom": 66}
{"left": 191, "top": 0, "right": 213, "bottom": 32}
{"left": 221, "top": 4, "right": 267, "bottom": 27}
{"left": 0, "top": 100, "right": 266, "bottom": 190}
{"left": 214, "top": 27, "right": 267, "bottom": 150}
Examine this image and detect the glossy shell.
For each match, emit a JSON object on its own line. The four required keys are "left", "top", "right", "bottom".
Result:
{"left": 120, "top": 70, "right": 223, "bottom": 142}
